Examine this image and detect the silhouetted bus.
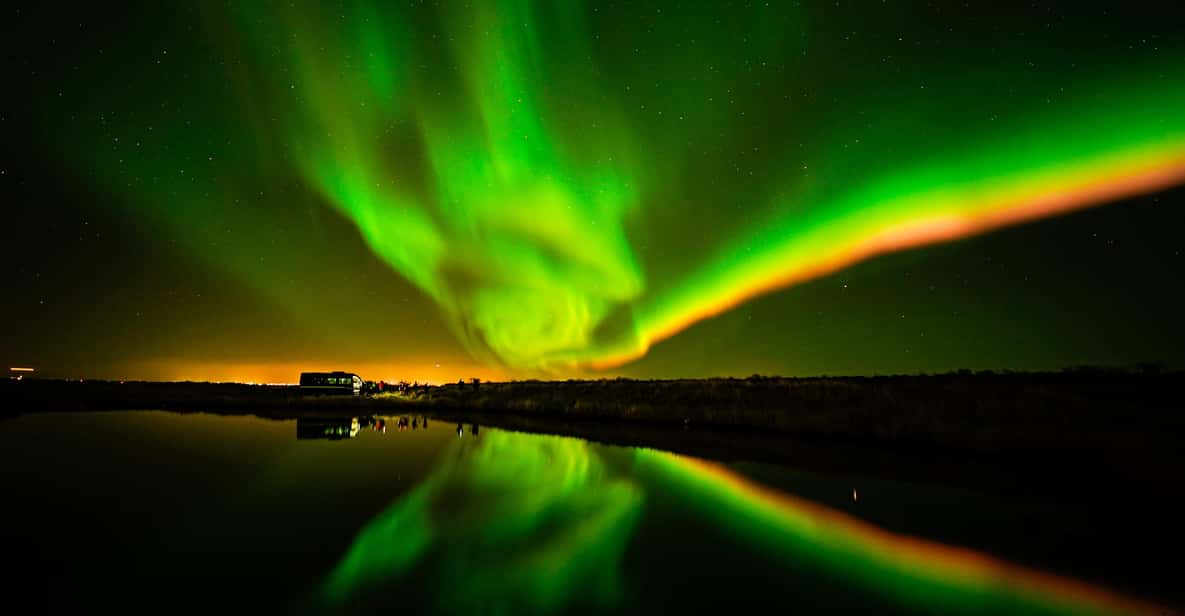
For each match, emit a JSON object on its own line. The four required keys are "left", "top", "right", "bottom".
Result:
{"left": 299, "top": 371, "right": 363, "bottom": 395}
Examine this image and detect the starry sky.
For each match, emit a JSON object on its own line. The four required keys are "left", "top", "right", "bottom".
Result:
{"left": 3, "top": 1, "right": 1184, "bottom": 383}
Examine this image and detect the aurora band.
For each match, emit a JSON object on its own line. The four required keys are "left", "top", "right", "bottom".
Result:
{"left": 256, "top": 2, "right": 1185, "bottom": 371}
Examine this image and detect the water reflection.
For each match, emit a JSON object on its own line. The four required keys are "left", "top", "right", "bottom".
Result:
{"left": 297, "top": 416, "right": 435, "bottom": 439}
{"left": 325, "top": 431, "right": 1160, "bottom": 615}
{"left": 0, "top": 411, "right": 1166, "bottom": 614}
{"left": 636, "top": 452, "right": 1158, "bottom": 616}
{"left": 295, "top": 417, "right": 360, "bottom": 440}
{"left": 323, "top": 430, "right": 643, "bottom": 612}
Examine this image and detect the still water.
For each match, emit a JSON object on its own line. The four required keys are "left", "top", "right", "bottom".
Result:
{"left": 0, "top": 411, "right": 1169, "bottom": 614}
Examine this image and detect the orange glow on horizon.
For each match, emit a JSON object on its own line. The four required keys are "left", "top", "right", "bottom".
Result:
{"left": 105, "top": 359, "right": 509, "bottom": 385}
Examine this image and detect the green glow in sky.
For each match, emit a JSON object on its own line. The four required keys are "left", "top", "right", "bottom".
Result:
{"left": 279, "top": 2, "right": 645, "bottom": 369}
{"left": 20, "top": 1, "right": 1185, "bottom": 378}
{"left": 230, "top": 1, "right": 1185, "bottom": 371}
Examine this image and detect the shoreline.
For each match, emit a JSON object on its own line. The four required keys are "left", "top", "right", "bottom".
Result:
{"left": 3, "top": 372, "right": 1182, "bottom": 487}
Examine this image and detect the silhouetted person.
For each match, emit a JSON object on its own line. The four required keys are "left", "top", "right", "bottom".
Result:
{"left": 412, "top": 417, "right": 418, "bottom": 429}
{"left": 456, "top": 423, "right": 464, "bottom": 437}
{"left": 470, "top": 423, "right": 479, "bottom": 436}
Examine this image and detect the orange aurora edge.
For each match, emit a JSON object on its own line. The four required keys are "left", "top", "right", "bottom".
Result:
{"left": 584, "top": 142, "right": 1185, "bottom": 371}
{"left": 671, "top": 454, "right": 1166, "bottom": 615}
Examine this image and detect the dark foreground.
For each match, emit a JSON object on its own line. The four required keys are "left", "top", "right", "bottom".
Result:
{"left": 4, "top": 369, "right": 1185, "bottom": 611}
{"left": 0, "top": 407, "right": 1181, "bottom": 614}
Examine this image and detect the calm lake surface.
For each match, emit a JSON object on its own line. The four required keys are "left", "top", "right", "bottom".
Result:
{"left": 0, "top": 411, "right": 1173, "bottom": 614}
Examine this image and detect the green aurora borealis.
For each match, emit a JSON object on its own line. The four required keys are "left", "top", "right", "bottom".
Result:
{"left": 4, "top": 1, "right": 1185, "bottom": 381}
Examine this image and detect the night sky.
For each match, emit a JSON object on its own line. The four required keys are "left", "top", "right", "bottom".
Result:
{"left": 3, "top": 1, "right": 1184, "bottom": 383}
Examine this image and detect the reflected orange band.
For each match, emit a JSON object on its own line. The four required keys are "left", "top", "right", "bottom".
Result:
{"left": 666, "top": 453, "right": 1166, "bottom": 615}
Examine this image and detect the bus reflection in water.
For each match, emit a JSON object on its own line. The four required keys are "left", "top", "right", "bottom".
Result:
{"left": 296, "top": 417, "right": 360, "bottom": 440}
{"left": 295, "top": 416, "right": 446, "bottom": 440}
